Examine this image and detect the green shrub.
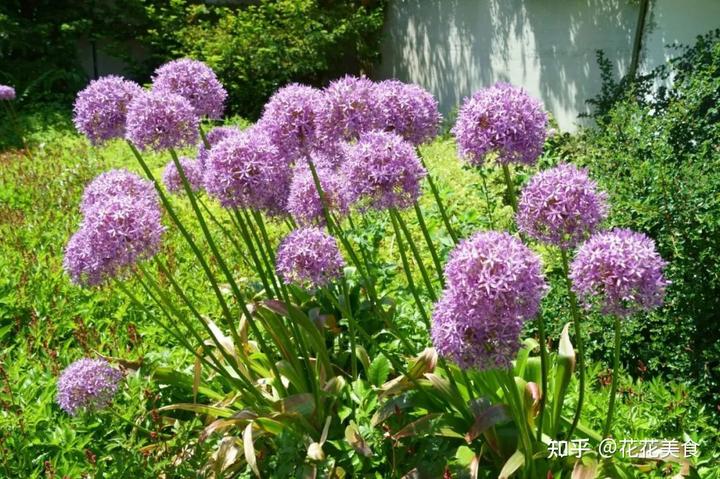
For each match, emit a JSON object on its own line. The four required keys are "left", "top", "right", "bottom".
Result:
{"left": 547, "top": 29, "right": 720, "bottom": 412}
{"left": 136, "top": 0, "right": 385, "bottom": 118}
{"left": 0, "top": 1, "right": 385, "bottom": 119}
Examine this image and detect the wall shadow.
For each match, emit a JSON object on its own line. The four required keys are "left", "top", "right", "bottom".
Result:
{"left": 377, "top": 0, "right": 638, "bottom": 130}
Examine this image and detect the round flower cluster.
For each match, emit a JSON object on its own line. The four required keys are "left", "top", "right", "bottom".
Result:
{"left": 258, "top": 83, "right": 324, "bottom": 159}
{"left": 56, "top": 358, "right": 123, "bottom": 416}
{"left": 317, "top": 75, "right": 382, "bottom": 143}
{"left": 341, "top": 131, "right": 426, "bottom": 210}
{"left": 65, "top": 170, "right": 164, "bottom": 286}
{"left": 152, "top": 58, "right": 227, "bottom": 119}
{"left": 431, "top": 231, "right": 547, "bottom": 370}
{"left": 376, "top": 80, "right": 441, "bottom": 145}
{"left": 125, "top": 90, "right": 199, "bottom": 151}
{"left": 65, "top": 194, "right": 165, "bottom": 286}
{"left": 73, "top": 76, "right": 143, "bottom": 145}
{"left": 0, "top": 84, "right": 16, "bottom": 101}
{"left": 452, "top": 82, "right": 547, "bottom": 166}
{"left": 196, "top": 126, "right": 242, "bottom": 169}
{"left": 275, "top": 227, "right": 345, "bottom": 289}
{"left": 79, "top": 169, "right": 156, "bottom": 216}
{"left": 286, "top": 164, "right": 348, "bottom": 226}
{"left": 516, "top": 164, "right": 608, "bottom": 248}
{"left": 570, "top": 228, "right": 667, "bottom": 317}
{"left": 203, "top": 128, "right": 291, "bottom": 216}
{"left": 162, "top": 157, "right": 204, "bottom": 194}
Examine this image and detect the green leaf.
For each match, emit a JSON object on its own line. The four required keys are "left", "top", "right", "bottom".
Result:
{"left": 243, "top": 423, "right": 260, "bottom": 478}
{"left": 158, "top": 403, "right": 234, "bottom": 418}
{"left": 392, "top": 413, "right": 442, "bottom": 440}
{"left": 367, "top": 354, "right": 390, "bottom": 387}
{"left": 499, "top": 450, "right": 524, "bottom": 479}
{"left": 455, "top": 445, "right": 475, "bottom": 467}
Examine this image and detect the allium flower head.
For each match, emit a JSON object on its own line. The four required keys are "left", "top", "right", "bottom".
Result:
{"left": 376, "top": 80, "right": 441, "bottom": 145}
{"left": 259, "top": 83, "right": 324, "bottom": 159}
{"left": 64, "top": 195, "right": 165, "bottom": 286}
{"left": 570, "top": 229, "right": 667, "bottom": 317}
{"left": 196, "top": 126, "right": 242, "bottom": 169}
{"left": 431, "top": 231, "right": 546, "bottom": 370}
{"left": 73, "top": 76, "right": 143, "bottom": 145}
{"left": 162, "top": 157, "right": 204, "bottom": 194}
{"left": 0, "top": 85, "right": 16, "bottom": 101}
{"left": 276, "top": 227, "right": 345, "bottom": 289}
{"left": 125, "top": 90, "right": 199, "bottom": 151}
{"left": 56, "top": 358, "right": 123, "bottom": 416}
{"left": 80, "top": 169, "right": 156, "bottom": 216}
{"left": 516, "top": 164, "right": 608, "bottom": 248}
{"left": 152, "top": 58, "right": 227, "bottom": 119}
{"left": 203, "top": 128, "right": 291, "bottom": 215}
{"left": 452, "top": 82, "right": 547, "bottom": 166}
{"left": 287, "top": 163, "right": 348, "bottom": 225}
{"left": 317, "top": 75, "right": 382, "bottom": 143}
{"left": 341, "top": 131, "right": 426, "bottom": 210}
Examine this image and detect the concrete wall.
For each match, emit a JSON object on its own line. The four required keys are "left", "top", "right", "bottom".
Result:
{"left": 376, "top": 0, "right": 720, "bottom": 131}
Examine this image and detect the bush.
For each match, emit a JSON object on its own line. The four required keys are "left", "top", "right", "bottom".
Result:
{"left": 548, "top": 29, "right": 720, "bottom": 411}
{"left": 0, "top": 1, "right": 385, "bottom": 119}
{"left": 136, "top": 0, "right": 385, "bottom": 118}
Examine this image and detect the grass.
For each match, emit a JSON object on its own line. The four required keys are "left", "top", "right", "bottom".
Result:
{"left": 1, "top": 105, "right": 719, "bottom": 477}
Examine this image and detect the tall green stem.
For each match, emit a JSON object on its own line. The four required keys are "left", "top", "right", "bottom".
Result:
{"left": 197, "top": 197, "right": 252, "bottom": 269}
{"left": 412, "top": 202, "right": 445, "bottom": 286}
{"left": 341, "top": 281, "right": 358, "bottom": 382}
{"left": 389, "top": 211, "right": 430, "bottom": 329}
{"left": 168, "top": 148, "right": 281, "bottom": 378}
{"left": 418, "top": 155, "right": 458, "bottom": 244}
{"left": 536, "top": 312, "right": 548, "bottom": 441}
{"left": 501, "top": 163, "right": 518, "bottom": 213}
{"left": 392, "top": 208, "right": 438, "bottom": 302}
{"left": 560, "top": 248, "right": 585, "bottom": 439}
{"left": 477, "top": 166, "right": 496, "bottom": 228}
{"left": 128, "top": 142, "right": 285, "bottom": 395}
{"left": 603, "top": 315, "right": 622, "bottom": 437}
{"left": 126, "top": 142, "right": 238, "bottom": 343}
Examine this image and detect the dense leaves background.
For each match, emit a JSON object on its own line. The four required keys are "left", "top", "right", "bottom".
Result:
{"left": 549, "top": 28, "right": 720, "bottom": 412}
{"left": 0, "top": 0, "right": 385, "bottom": 117}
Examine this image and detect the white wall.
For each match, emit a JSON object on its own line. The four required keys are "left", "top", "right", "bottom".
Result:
{"left": 641, "top": 0, "right": 720, "bottom": 74}
{"left": 376, "top": 0, "right": 720, "bottom": 131}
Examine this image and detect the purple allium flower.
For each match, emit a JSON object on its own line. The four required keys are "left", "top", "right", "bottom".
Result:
{"left": 316, "top": 75, "right": 382, "bottom": 143}
{"left": 152, "top": 58, "right": 227, "bottom": 119}
{"left": 56, "top": 358, "right": 123, "bottom": 416}
{"left": 0, "top": 85, "right": 16, "bottom": 101}
{"left": 431, "top": 231, "right": 547, "bottom": 370}
{"left": 341, "top": 131, "right": 426, "bottom": 210}
{"left": 287, "top": 163, "right": 348, "bottom": 226}
{"left": 196, "top": 126, "right": 242, "bottom": 169}
{"left": 162, "top": 157, "right": 204, "bottom": 194}
{"left": 259, "top": 83, "right": 324, "bottom": 159}
{"left": 516, "top": 164, "right": 608, "bottom": 248}
{"left": 452, "top": 82, "right": 547, "bottom": 166}
{"left": 73, "top": 76, "right": 143, "bottom": 145}
{"left": 570, "top": 229, "right": 668, "bottom": 317}
{"left": 275, "top": 227, "right": 345, "bottom": 289}
{"left": 376, "top": 80, "right": 441, "bottom": 145}
{"left": 125, "top": 90, "right": 199, "bottom": 151}
{"left": 64, "top": 195, "right": 165, "bottom": 286}
{"left": 203, "top": 128, "right": 291, "bottom": 216}
{"left": 80, "top": 169, "right": 157, "bottom": 216}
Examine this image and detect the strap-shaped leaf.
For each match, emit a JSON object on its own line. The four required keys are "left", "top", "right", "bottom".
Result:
{"left": 499, "top": 449, "right": 524, "bottom": 479}
{"left": 465, "top": 404, "right": 510, "bottom": 443}
{"left": 243, "top": 423, "right": 260, "bottom": 478}
{"left": 392, "top": 413, "right": 442, "bottom": 440}
{"left": 551, "top": 323, "right": 576, "bottom": 436}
